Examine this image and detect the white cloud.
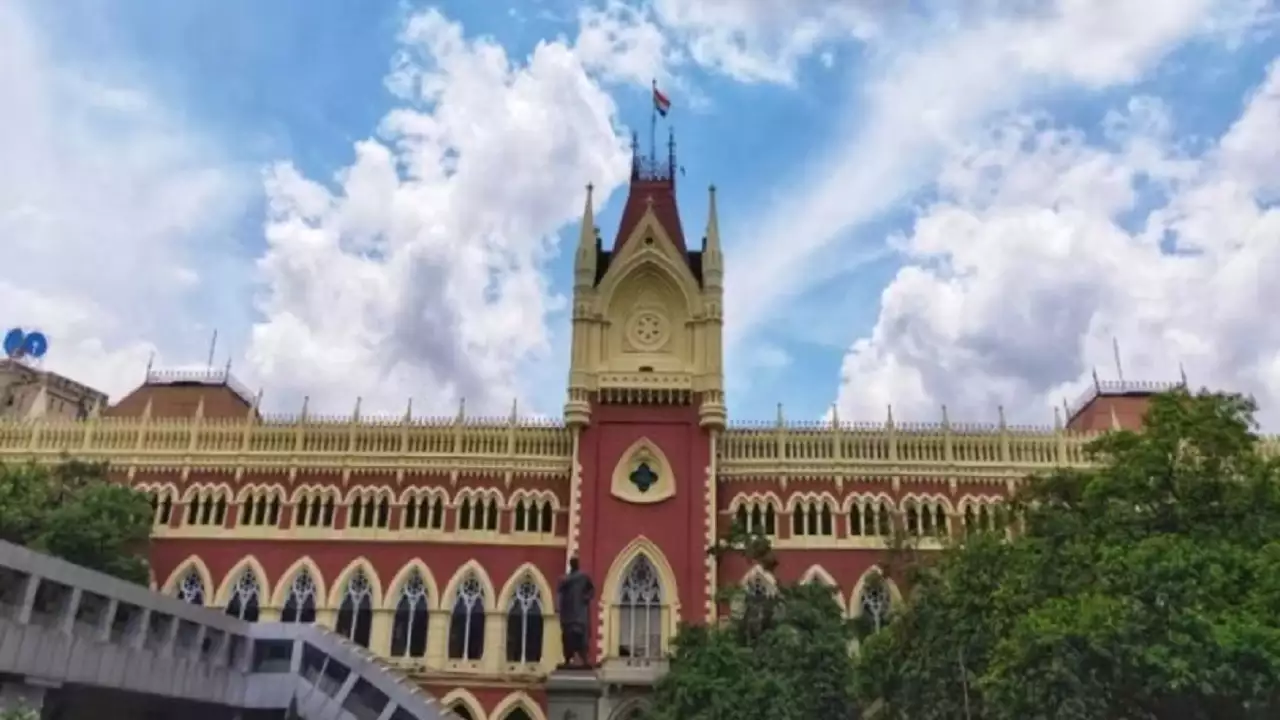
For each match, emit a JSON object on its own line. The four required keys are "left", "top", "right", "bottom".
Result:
{"left": 576, "top": 0, "right": 678, "bottom": 87}
{"left": 245, "top": 8, "right": 632, "bottom": 416}
{"left": 836, "top": 60, "right": 1280, "bottom": 426}
{"left": 722, "top": 0, "right": 1274, "bottom": 354}
{"left": 0, "top": 1, "right": 250, "bottom": 401}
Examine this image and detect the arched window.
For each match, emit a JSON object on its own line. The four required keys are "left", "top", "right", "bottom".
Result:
{"left": 849, "top": 497, "right": 893, "bottom": 537}
{"left": 790, "top": 497, "right": 834, "bottom": 536}
{"left": 294, "top": 490, "right": 337, "bottom": 528}
{"left": 403, "top": 493, "right": 445, "bottom": 530}
{"left": 858, "top": 575, "right": 892, "bottom": 633}
{"left": 447, "top": 573, "right": 486, "bottom": 660}
{"left": 225, "top": 570, "right": 261, "bottom": 621}
{"left": 281, "top": 570, "right": 318, "bottom": 623}
{"left": 505, "top": 576, "right": 544, "bottom": 664}
{"left": 903, "top": 498, "right": 950, "bottom": 537}
{"left": 617, "top": 556, "right": 663, "bottom": 659}
{"left": 336, "top": 569, "right": 374, "bottom": 647}
{"left": 177, "top": 567, "right": 205, "bottom": 605}
{"left": 449, "top": 705, "right": 475, "bottom": 720}
{"left": 733, "top": 499, "right": 777, "bottom": 536}
{"left": 390, "top": 570, "right": 429, "bottom": 659}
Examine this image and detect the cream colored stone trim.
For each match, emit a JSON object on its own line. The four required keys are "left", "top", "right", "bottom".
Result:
{"left": 609, "top": 437, "right": 676, "bottom": 504}
{"left": 441, "top": 560, "right": 499, "bottom": 611}
{"left": 327, "top": 557, "right": 385, "bottom": 607}
{"left": 491, "top": 691, "right": 547, "bottom": 720}
{"left": 214, "top": 555, "right": 271, "bottom": 606}
{"left": 269, "top": 556, "right": 328, "bottom": 609}
{"left": 848, "top": 565, "right": 904, "bottom": 618}
{"left": 160, "top": 554, "right": 214, "bottom": 599}
{"left": 596, "top": 536, "right": 681, "bottom": 662}
{"left": 440, "top": 689, "right": 488, "bottom": 720}
{"left": 704, "top": 431, "right": 718, "bottom": 623}
{"left": 382, "top": 559, "right": 441, "bottom": 610}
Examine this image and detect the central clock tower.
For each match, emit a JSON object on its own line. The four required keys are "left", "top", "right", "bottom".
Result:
{"left": 561, "top": 131, "right": 724, "bottom": 686}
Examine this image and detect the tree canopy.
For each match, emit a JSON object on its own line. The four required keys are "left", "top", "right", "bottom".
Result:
{"left": 856, "top": 390, "right": 1280, "bottom": 720}
{"left": 0, "top": 459, "right": 153, "bottom": 585}
{"left": 645, "top": 518, "right": 860, "bottom": 720}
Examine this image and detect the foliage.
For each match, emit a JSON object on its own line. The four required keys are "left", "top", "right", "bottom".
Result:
{"left": 856, "top": 390, "right": 1280, "bottom": 720}
{"left": 0, "top": 458, "right": 153, "bottom": 584}
{"left": 644, "top": 517, "right": 860, "bottom": 720}
{"left": 0, "top": 705, "right": 40, "bottom": 720}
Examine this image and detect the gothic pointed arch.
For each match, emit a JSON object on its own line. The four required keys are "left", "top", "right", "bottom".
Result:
{"left": 607, "top": 697, "right": 651, "bottom": 720}
{"left": 499, "top": 564, "right": 551, "bottom": 666}
{"left": 600, "top": 537, "right": 680, "bottom": 661}
{"left": 387, "top": 561, "right": 435, "bottom": 660}
{"left": 444, "top": 560, "right": 496, "bottom": 663}
{"left": 383, "top": 559, "right": 440, "bottom": 610}
{"left": 442, "top": 560, "right": 498, "bottom": 611}
{"left": 440, "top": 689, "right": 486, "bottom": 720}
{"left": 215, "top": 556, "right": 271, "bottom": 606}
{"left": 269, "top": 556, "right": 327, "bottom": 610}
{"left": 326, "top": 557, "right": 384, "bottom": 608}
{"left": 162, "top": 555, "right": 213, "bottom": 605}
{"left": 610, "top": 437, "right": 676, "bottom": 504}
{"left": 849, "top": 565, "right": 903, "bottom": 632}
{"left": 799, "top": 564, "right": 845, "bottom": 612}
{"left": 491, "top": 691, "right": 547, "bottom": 720}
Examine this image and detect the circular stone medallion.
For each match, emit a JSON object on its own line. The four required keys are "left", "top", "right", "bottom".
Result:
{"left": 627, "top": 311, "right": 669, "bottom": 350}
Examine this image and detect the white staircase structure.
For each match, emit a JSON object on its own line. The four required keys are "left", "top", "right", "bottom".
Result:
{"left": 0, "top": 541, "right": 457, "bottom": 720}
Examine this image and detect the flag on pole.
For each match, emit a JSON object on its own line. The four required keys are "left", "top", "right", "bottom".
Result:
{"left": 653, "top": 82, "right": 671, "bottom": 117}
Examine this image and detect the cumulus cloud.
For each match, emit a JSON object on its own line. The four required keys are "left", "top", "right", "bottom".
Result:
{"left": 836, "top": 61, "right": 1280, "bottom": 426}
{"left": 245, "top": 8, "right": 631, "bottom": 416}
{"left": 723, "top": 0, "right": 1274, "bottom": 351}
{"left": 0, "top": 1, "right": 250, "bottom": 400}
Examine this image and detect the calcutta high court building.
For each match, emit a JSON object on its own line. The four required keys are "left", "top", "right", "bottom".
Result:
{"left": 0, "top": 135, "right": 1181, "bottom": 720}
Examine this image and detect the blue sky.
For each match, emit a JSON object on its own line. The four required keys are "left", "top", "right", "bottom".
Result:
{"left": 3, "top": 0, "right": 1279, "bottom": 426}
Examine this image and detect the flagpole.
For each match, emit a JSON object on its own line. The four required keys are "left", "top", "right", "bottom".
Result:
{"left": 650, "top": 78, "right": 658, "bottom": 170}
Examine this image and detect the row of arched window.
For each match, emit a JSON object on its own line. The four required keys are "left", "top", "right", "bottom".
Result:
{"left": 732, "top": 494, "right": 1007, "bottom": 540}
{"left": 166, "top": 554, "right": 667, "bottom": 665}
{"left": 142, "top": 485, "right": 558, "bottom": 537}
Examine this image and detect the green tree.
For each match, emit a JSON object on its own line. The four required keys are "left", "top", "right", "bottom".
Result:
{"left": 644, "top": 519, "right": 860, "bottom": 720}
{"left": 0, "top": 459, "right": 153, "bottom": 584}
{"left": 856, "top": 390, "right": 1280, "bottom": 720}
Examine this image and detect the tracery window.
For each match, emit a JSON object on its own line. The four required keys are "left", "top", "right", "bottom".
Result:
{"left": 176, "top": 568, "right": 205, "bottom": 605}
{"left": 184, "top": 487, "right": 229, "bottom": 527}
{"left": 512, "top": 496, "right": 555, "bottom": 535}
{"left": 505, "top": 576, "right": 544, "bottom": 664}
{"left": 963, "top": 502, "right": 1002, "bottom": 534}
{"left": 280, "top": 570, "right": 318, "bottom": 624}
{"left": 335, "top": 568, "right": 374, "bottom": 647}
{"left": 848, "top": 496, "right": 894, "bottom": 537}
{"left": 348, "top": 491, "right": 391, "bottom": 529}
{"left": 390, "top": 570, "right": 429, "bottom": 659}
{"left": 456, "top": 494, "right": 500, "bottom": 533}
{"left": 617, "top": 556, "right": 663, "bottom": 659}
{"left": 857, "top": 574, "right": 892, "bottom": 633}
{"left": 225, "top": 570, "right": 261, "bottom": 621}
{"left": 238, "top": 487, "right": 283, "bottom": 528}
{"left": 447, "top": 572, "right": 486, "bottom": 660}
{"left": 146, "top": 488, "right": 176, "bottom": 526}
{"left": 903, "top": 498, "right": 950, "bottom": 537}
{"left": 790, "top": 497, "right": 835, "bottom": 537}
{"left": 403, "top": 493, "right": 446, "bottom": 530}
{"left": 733, "top": 498, "right": 778, "bottom": 536}
{"left": 293, "top": 489, "right": 337, "bottom": 528}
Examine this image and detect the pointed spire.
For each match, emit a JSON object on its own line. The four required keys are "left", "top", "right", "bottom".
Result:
{"left": 1091, "top": 367, "right": 1101, "bottom": 392}
{"left": 704, "top": 185, "right": 721, "bottom": 253}
{"left": 1179, "top": 362, "right": 1188, "bottom": 387}
{"left": 574, "top": 183, "right": 597, "bottom": 287}
{"left": 1109, "top": 404, "right": 1121, "bottom": 430}
{"left": 509, "top": 398, "right": 519, "bottom": 424}
{"left": 997, "top": 405, "right": 1006, "bottom": 429}
{"left": 1053, "top": 406, "right": 1062, "bottom": 430}
{"left": 403, "top": 398, "right": 414, "bottom": 422}
{"left": 455, "top": 397, "right": 466, "bottom": 423}
{"left": 776, "top": 402, "right": 785, "bottom": 427}
{"left": 299, "top": 395, "right": 310, "bottom": 422}
{"left": 193, "top": 396, "right": 205, "bottom": 420}
{"left": 886, "top": 404, "right": 895, "bottom": 428}
{"left": 351, "top": 397, "right": 362, "bottom": 422}
{"left": 830, "top": 403, "right": 839, "bottom": 428}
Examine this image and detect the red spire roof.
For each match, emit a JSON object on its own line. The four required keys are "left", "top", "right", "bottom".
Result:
{"left": 612, "top": 131, "right": 687, "bottom": 254}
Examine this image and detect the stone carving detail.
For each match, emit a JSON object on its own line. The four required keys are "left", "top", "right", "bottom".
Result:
{"left": 626, "top": 309, "right": 669, "bottom": 351}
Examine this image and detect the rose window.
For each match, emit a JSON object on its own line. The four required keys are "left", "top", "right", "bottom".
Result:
{"left": 628, "top": 311, "right": 668, "bottom": 349}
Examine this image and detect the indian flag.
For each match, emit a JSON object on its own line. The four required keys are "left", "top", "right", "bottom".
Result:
{"left": 653, "top": 83, "right": 671, "bottom": 117}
